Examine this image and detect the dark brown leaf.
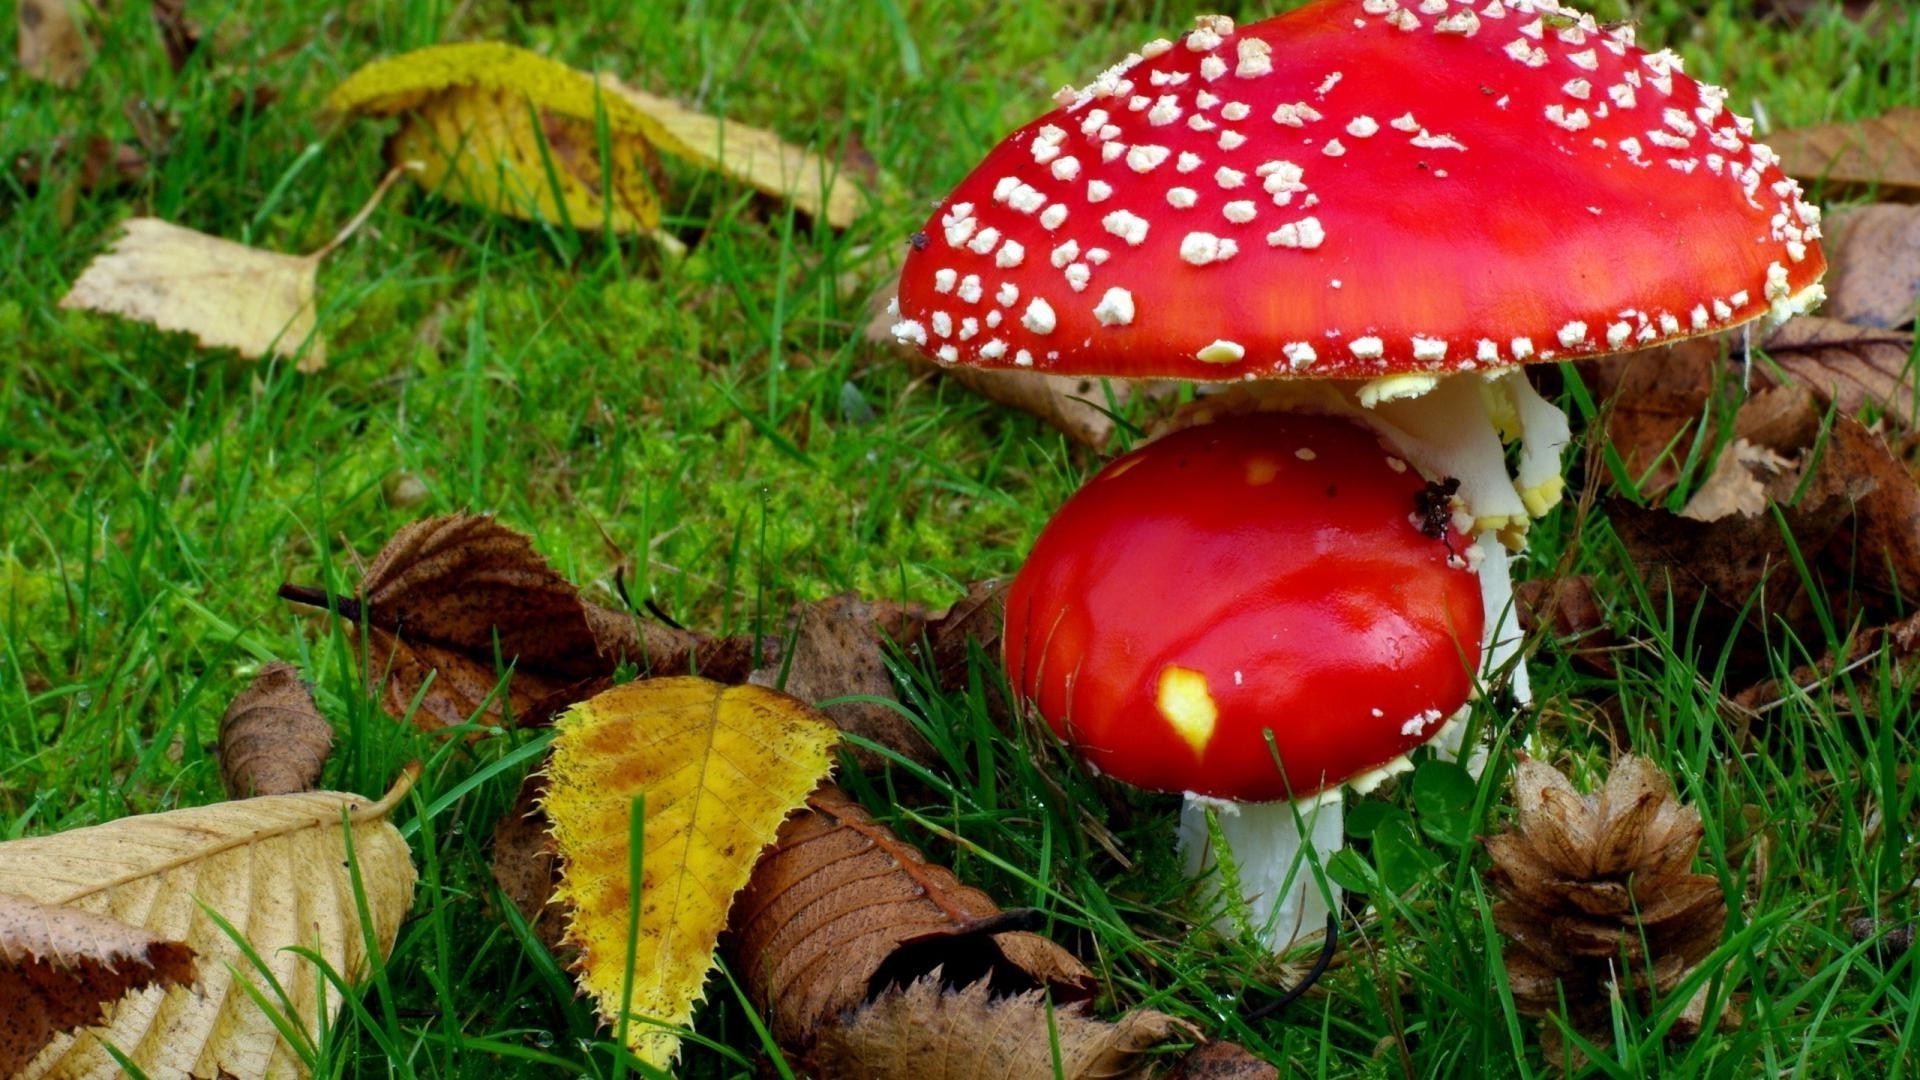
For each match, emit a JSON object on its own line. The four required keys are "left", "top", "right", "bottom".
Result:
{"left": 920, "top": 579, "right": 1008, "bottom": 693}
{"left": 749, "top": 594, "right": 935, "bottom": 769}
{"left": 1771, "top": 107, "right": 1920, "bottom": 201}
{"left": 1758, "top": 316, "right": 1917, "bottom": 425}
{"left": 489, "top": 771, "right": 569, "bottom": 956}
{"left": 12, "top": 135, "right": 146, "bottom": 194}
{"left": 217, "top": 662, "right": 332, "bottom": 797}
{"left": 1584, "top": 337, "right": 1723, "bottom": 497}
{"left": 725, "top": 785, "right": 1093, "bottom": 1050}
{"left": 1821, "top": 204, "right": 1920, "bottom": 328}
{"left": 282, "top": 514, "right": 766, "bottom": 731}
{"left": 808, "top": 976, "right": 1188, "bottom": 1080}
{"left": 1514, "top": 576, "right": 1620, "bottom": 677}
{"left": 0, "top": 893, "right": 195, "bottom": 1076}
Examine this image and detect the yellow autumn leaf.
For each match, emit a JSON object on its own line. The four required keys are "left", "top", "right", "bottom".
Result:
{"left": 328, "top": 41, "right": 870, "bottom": 232}
{"left": 542, "top": 677, "right": 839, "bottom": 1070}
{"left": 0, "top": 771, "right": 417, "bottom": 1079}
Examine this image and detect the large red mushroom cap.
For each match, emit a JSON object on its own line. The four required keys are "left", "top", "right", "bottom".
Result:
{"left": 1004, "top": 412, "right": 1485, "bottom": 802}
{"left": 891, "top": 0, "right": 1826, "bottom": 381}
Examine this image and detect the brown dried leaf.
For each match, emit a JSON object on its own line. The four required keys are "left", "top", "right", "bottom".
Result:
{"left": 750, "top": 594, "right": 935, "bottom": 769}
{"left": 1758, "top": 316, "right": 1917, "bottom": 425}
{"left": 489, "top": 772, "right": 569, "bottom": 956}
{"left": 1585, "top": 338, "right": 1722, "bottom": 497}
{"left": 1732, "top": 384, "right": 1822, "bottom": 455}
{"left": 1514, "top": 576, "right": 1621, "bottom": 677}
{"left": 217, "top": 662, "right": 333, "bottom": 797}
{"left": 11, "top": 135, "right": 146, "bottom": 195}
{"left": 1821, "top": 204, "right": 1920, "bottom": 328}
{"left": 1166, "top": 1041, "right": 1280, "bottom": 1079}
{"left": 808, "top": 976, "right": 1186, "bottom": 1080}
{"left": 0, "top": 894, "right": 195, "bottom": 1077}
{"left": 287, "top": 515, "right": 763, "bottom": 731}
{"left": 920, "top": 579, "right": 1008, "bottom": 693}
{"left": 17, "top": 0, "right": 91, "bottom": 87}
{"left": 1678, "top": 439, "right": 1794, "bottom": 523}
{"left": 1772, "top": 107, "right": 1920, "bottom": 201}
{"left": 725, "top": 785, "right": 1093, "bottom": 1050}
{"left": 150, "top": 0, "right": 199, "bottom": 74}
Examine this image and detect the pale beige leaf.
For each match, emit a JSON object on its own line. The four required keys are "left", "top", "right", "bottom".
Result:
{"left": 0, "top": 778, "right": 417, "bottom": 1079}
{"left": 1772, "top": 107, "right": 1920, "bottom": 200}
{"left": 59, "top": 219, "right": 325, "bottom": 370}
{"left": 1678, "top": 439, "right": 1793, "bottom": 522}
{"left": 601, "top": 77, "right": 869, "bottom": 228}
{"left": 17, "top": 0, "right": 91, "bottom": 87}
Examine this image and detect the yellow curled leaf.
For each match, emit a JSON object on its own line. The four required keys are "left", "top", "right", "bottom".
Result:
{"left": 543, "top": 677, "right": 839, "bottom": 1070}
{"left": 331, "top": 42, "right": 664, "bottom": 233}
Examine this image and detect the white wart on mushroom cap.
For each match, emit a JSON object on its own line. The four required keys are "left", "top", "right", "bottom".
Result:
{"left": 890, "top": 0, "right": 1827, "bottom": 381}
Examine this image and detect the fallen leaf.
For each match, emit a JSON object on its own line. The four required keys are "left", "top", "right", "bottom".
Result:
{"left": 918, "top": 579, "right": 1008, "bottom": 693}
{"left": 59, "top": 166, "right": 413, "bottom": 370}
{"left": 809, "top": 976, "right": 1188, "bottom": 1080}
{"left": 1678, "top": 439, "right": 1794, "bottom": 522}
{"left": 149, "top": 0, "right": 198, "bottom": 74}
{"left": 1610, "top": 415, "right": 1920, "bottom": 685}
{"left": 0, "top": 895, "right": 195, "bottom": 1077}
{"left": 601, "top": 76, "right": 872, "bottom": 228}
{"left": 281, "top": 514, "right": 766, "bottom": 731}
{"left": 1820, "top": 204, "right": 1920, "bottom": 328}
{"left": 1771, "top": 107, "right": 1920, "bottom": 200}
{"left": 1583, "top": 337, "right": 1723, "bottom": 497}
{"left": 726, "top": 784, "right": 1093, "bottom": 1051}
{"left": 17, "top": 0, "right": 91, "bottom": 87}
{"left": 59, "top": 218, "right": 327, "bottom": 369}
{"left": 0, "top": 773, "right": 417, "bottom": 1079}
{"left": 1732, "top": 609, "right": 1920, "bottom": 715}
{"left": 543, "top": 678, "right": 839, "bottom": 1071}
{"left": 330, "top": 42, "right": 870, "bottom": 235}
{"left": 750, "top": 593, "right": 936, "bottom": 769}
{"left": 218, "top": 661, "right": 333, "bottom": 797}
{"left": 1514, "top": 576, "right": 1622, "bottom": 678}
{"left": 1757, "top": 316, "right": 1917, "bottom": 426}
{"left": 490, "top": 771, "right": 569, "bottom": 956}
{"left": 1167, "top": 1041, "right": 1281, "bottom": 1079}
{"left": 12, "top": 135, "right": 146, "bottom": 195}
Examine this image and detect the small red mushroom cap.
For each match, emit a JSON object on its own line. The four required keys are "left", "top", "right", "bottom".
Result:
{"left": 1003, "top": 412, "right": 1485, "bottom": 802}
{"left": 891, "top": 0, "right": 1826, "bottom": 381}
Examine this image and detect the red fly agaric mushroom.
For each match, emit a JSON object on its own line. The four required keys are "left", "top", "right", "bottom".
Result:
{"left": 887, "top": 0, "right": 1827, "bottom": 948}
{"left": 1004, "top": 412, "right": 1485, "bottom": 946}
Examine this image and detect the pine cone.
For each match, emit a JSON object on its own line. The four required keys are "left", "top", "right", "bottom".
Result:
{"left": 1485, "top": 754, "right": 1727, "bottom": 1035}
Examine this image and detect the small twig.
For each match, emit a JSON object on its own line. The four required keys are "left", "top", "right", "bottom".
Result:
{"left": 277, "top": 582, "right": 363, "bottom": 623}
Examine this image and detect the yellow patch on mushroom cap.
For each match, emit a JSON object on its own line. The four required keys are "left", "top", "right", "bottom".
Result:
{"left": 1244, "top": 455, "right": 1280, "bottom": 485}
{"left": 1157, "top": 666, "right": 1218, "bottom": 756}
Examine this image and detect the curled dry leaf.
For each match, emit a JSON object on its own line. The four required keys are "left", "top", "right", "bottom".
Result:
{"left": 490, "top": 771, "right": 569, "bottom": 956}
{"left": 542, "top": 678, "right": 840, "bottom": 1071}
{"left": 18, "top": 0, "right": 91, "bottom": 87}
{"left": 1820, "top": 204, "right": 1920, "bottom": 329}
{"left": 330, "top": 42, "right": 869, "bottom": 235}
{"left": 59, "top": 218, "right": 327, "bottom": 369}
{"left": 1771, "top": 106, "right": 1920, "bottom": 201}
{"left": 1166, "top": 1041, "right": 1281, "bottom": 1079}
{"left": 1677, "top": 438, "right": 1794, "bottom": 523}
{"left": 0, "top": 775, "right": 417, "bottom": 1079}
{"left": 725, "top": 784, "right": 1093, "bottom": 1051}
{"left": 809, "top": 975, "right": 1191, "bottom": 1080}
{"left": 282, "top": 514, "right": 766, "bottom": 731}
{"left": 1486, "top": 755, "right": 1729, "bottom": 1041}
{"left": 218, "top": 662, "right": 333, "bottom": 797}
{"left": 1757, "top": 316, "right": 1918, "bottom": 427}
{"left": 750, "top": 593, "right": 936, "bottom": 769}
{"left": 0, "top": 894, "right": 195, "bottom": 1077}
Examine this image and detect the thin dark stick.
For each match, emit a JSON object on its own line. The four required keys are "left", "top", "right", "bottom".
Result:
{"left": 276, "top": 583, "right": 363, "bottom": 623}
{"left": 644, "top": 597, "right": 686, "bottom": 631}
{"left": 1246, "top": 912, "right": 1339, "bottom": 1021}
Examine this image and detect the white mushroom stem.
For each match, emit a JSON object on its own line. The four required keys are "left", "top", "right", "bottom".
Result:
{"left": 1176, "top": 792, "right": 1344, "bottom": 953}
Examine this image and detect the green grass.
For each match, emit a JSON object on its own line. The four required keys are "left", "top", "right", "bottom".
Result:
{"left": 4, "top": 0, "right": 1918, "bottom": 1076}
